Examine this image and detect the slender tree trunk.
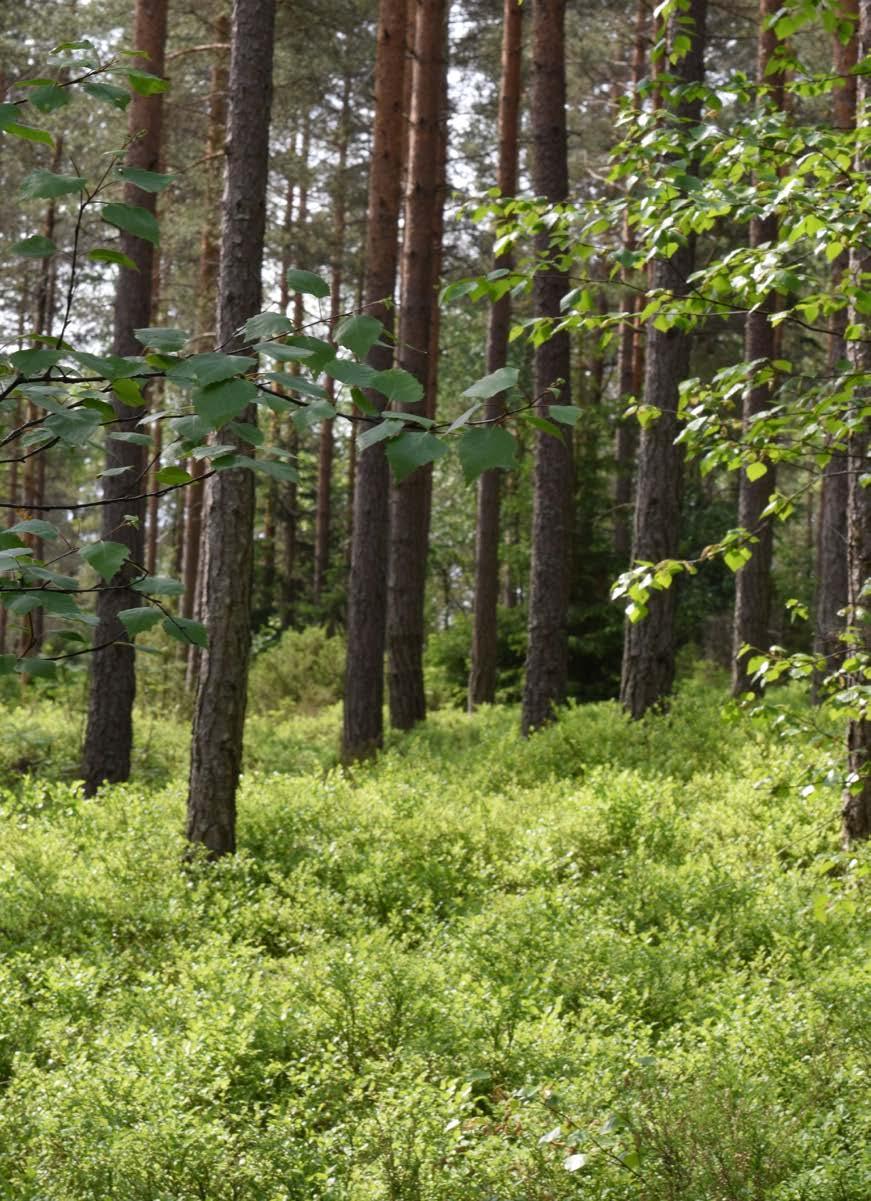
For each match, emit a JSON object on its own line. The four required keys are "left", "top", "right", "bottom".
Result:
{"left": 186, "top": 0, "right": 276, "bottom": 857}
{"left": 619, "top": 0, "right": 707, "bottom": 720}
{"left": 731, "top": 0, "right": 785, "bottom": 695}
{"left": 468, "top": 0, "right": 523, "bottom": 710}
{"left": 521, "top": 0, "right": 573, "bottom": 735}
{"left": 614, "top": 0, "right": 648, "bottom": 564}
{"left": 386, "top": 0, "right": 449, "bottom": 731}
{"left": 315, "top": 74, "right": 352, "bottom": 605}
{"left": 842, "top": 0, "right": 871, "bottom": 845}
{"left": 342, "top": 0, "right": 410, "bottom": 759}
{"left": 82, "top": 0, "right": 167, "bottom": 795}
{"left": 182, "top": 10, "right": 229, "bottom": 683}
{"left": 815, "top": 2, "right": 856, "bottom": 685}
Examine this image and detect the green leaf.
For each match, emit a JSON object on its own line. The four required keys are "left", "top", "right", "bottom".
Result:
{"left": 8, "top": 348, "right": 64, "bottom": 373}
{"left": 291, "top": 399, "right": 336, "bottom": 433}
{"left": 0, "top": 103, "right": 20, "bottom": 126}
{"left": 2, "top": 122, "right": 53, "bottom": 145}
{"left": 256, "top": 341, "right": 314, "bottom": 363}
{"left": 248, "top": 458, "right": 298, "bottom": 483}
{"left": 155, "top": 465, "right": 192, "bottom": 485}
{"left": 285, "top": 267, "right": 330, "bottom": 298}
{"left": 0, "top": 655, "right": 16, "bottom": 676}
{"left": 746, "top": 461, "right": 767, "bottom": 481}
{"left": 458, "top": 426, "right": 519, "bottom": 483}
{"left": 335, "top": 313, "right": 383, "bottom": 357}
{"left": 124, "top": 69, "right": 168, "bottom": 95}
{"left": 113, "top": 377, "right": 144, "bottom": 407}
{"left": 131, "top": 574, "right": 184, "bottom": 596}
{"left": 88, "top": 247, "right": 139, "bottom": 270}
{"left": 166, "top": 352, "right": 255, "bottom": 387}
{"left": 549, "top": 405, "right": 582, "bottom": 427}
{"left": 80, "top": 540, "right": 130, "bottom": 582}
{"left": 109, "top": 431, "right": 152, "bottom": 446}
{"left": 29, "top": 83, "right": 70, "bottom": 113}
{"left": 193, "top": 377, "right": 258, "bottom": 427}
{"left": 15, "top": 657, "right": 56, "bottom": 679}
{"left": 462, "top": 367, "right": 519, "bottom": 399}
{"left": 116, "top": 165, "right": 173, "bottom": 192}
{"left": 324, "top": 358, "right": 377, "bottom": 388}
{"left": 83, "top": 81, "right": 131, "bottom": 109}
{"left": 102, "top": 202, "right": 159, "bottom": 245}
{"left": 44, "top": 408, "right": 102, "bottom": 445}
{"left": 8, "top": 519, "right": 59, "bottom": 541}
{"left": 243, "top": 311, "right": 293, "bottom": 341}
{"left": 385, "top": 431, "right": 448, "bottom": 482}
{"left": 370, "top": 368, "right": 424, "bottom": 406}
{"left": 357, "top": 419, "right": 404, "bottom": 452}
{"left": 118, "top": 606, "right": 162, "bottom": 637}
{"left": 11, "top": 235, "right": 57, "bottom": 258}
{"left": 162, "top": 615, "right": 208, "bottom": 648}
{"left": 134, "top": 327, "right": 189, "bottom": 353}
{"left": 20, "top": 169, "right": 86, "bottom": 199}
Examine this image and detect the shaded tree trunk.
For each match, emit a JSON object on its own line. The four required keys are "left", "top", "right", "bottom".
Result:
{"left": 619, "top": 0, "right": 707, "bottom": 720}
{"left": 468, "top": 0, "right": 523, "bottom": 711}
{"left": 387, "top": 0, "right": 449, "bottom": 731}
{"left": 82, "top": 0, "right": 167, "bottom": 795}
{"left": 815, "top": 3, "right": 856, "bottom": 686}
{"left": 342, "top": 0, "right": 410, "bottom": 759}
{"left": 315, "top": 74, "right": 352, "bottom": 606}
{"left": 842, "top": 0, "right": 871, "bottom": 845}
{"left": 731, "top": 0, "right": 785, "bottom": 696}
{"left": 186, "top": 0, "right": 276, "bottom": 857}
{"left": 521, "top": 0, "right": 573, "bottom": 736}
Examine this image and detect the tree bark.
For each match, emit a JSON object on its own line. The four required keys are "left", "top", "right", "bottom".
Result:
{"left": 342, "top": 0, "right": 410, "bottom": 759}
{"left": 186, "top": 0, "right": 276, "bottom": 857}
{"left": 731, "top": 0, "right": 785, "bottom": 696}
{"left": 521, "top": 0, "right": 573, "bottom": 736}
{"left": 386, "top": 0, "right": 449, "bottom": 731}
{"left": 81, "top": 0, "right": 167, "bottom": 795}
{"left": 468, "top": 0, "right": 523, "bottom": 711}
{"left": 815, "top": 4, "right": 856, "bottom": 686}
{"left": 842, "top": 0, "right": 871, "bottom": 845}
{"left": 314, "top": 73, "right": 352, "bottom": 606}
{"left": 620, "top": 0, "right": 707, "bottom": 720}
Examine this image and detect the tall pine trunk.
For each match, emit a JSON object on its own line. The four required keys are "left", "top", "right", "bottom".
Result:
{"left": 619, "top": 0, "right": 707, "bottom": 720}
{"left": 342, "top": 0, "right": 410, "bottom": 759}
{"left": 842, "top": 0, "right": 871, "bottom": 845}
{"left": 315, "top": 74, "right": 351, "bottom": 606}
{"left": 186, "top": 0, "right": 276, "bottom": 857}
{"left": 468, "top": 0, "right": 523, "bottom": 710}
{"left": 815, "top": 2, "right": 856, "bottom": 685}
{"left": 386, "top": 0, "right": 449, "bottom": 731}
{"left": 81, "top": 0, "right": 167, "bottom": 795}
{"left": 521, "top": 0, "right": 573, "bottom": 735}
{"left": 731, "top": 0, "right": 785, "bottom": 696}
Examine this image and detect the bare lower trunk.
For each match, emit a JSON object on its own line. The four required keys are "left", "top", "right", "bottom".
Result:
{"left": 468, "top": 0, "right": 523, "bottom": 711}
{"left": 82, "top": 0, "right": 167, "bottom": 795}
{"left": 186, "top": 0, "right": 276, "bottom": 857}
{"left": 521, "top": 0, "right": 573, "bottom": 736}
{"left": 343, "top": 0, "right": 410, "bottom": 759}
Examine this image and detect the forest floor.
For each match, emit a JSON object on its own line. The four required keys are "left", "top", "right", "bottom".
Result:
{"left": 0, "top": 673, "right": 868, "bottom": 1200}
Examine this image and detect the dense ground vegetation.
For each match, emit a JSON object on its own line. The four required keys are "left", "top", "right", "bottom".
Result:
{"left": 0, "top": 675, "right": 868, "bottom": 1200}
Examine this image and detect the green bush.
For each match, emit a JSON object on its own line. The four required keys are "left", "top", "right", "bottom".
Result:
{"left": 0, "top": 681, "right": 867, "bottom": 1200}
{"left": 247, "top": 625, "right": 346, "bottom": 714}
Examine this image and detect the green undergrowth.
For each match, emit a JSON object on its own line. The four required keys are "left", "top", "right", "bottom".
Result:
{"left": 0, "top": 676, "right": 868, "bottom": 1200}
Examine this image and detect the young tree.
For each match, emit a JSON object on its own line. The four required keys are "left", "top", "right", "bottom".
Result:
{"left": 731, "top": 0, "right": 785, "bottom": 697}
{"left": 619, "top": 0, "right": 707, "bottom": 720}
{"left": 468, "top": 0, "right": 523, "bottom": 711}
{"left": 387, "top": 0, "right": 449, "bottom": 731}
{"left": 81, "top": 0, "right": 168, "bottom": 796}
{"left": 342, "top": 0, "right": 409, "bottom": 760}
{"left": 521, "top": 0, "right": 573, "bottom": 736}
{"left": 186, "top": 0, "right": 276, "bottom": 856}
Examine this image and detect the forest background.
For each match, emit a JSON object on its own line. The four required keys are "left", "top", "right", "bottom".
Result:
{"left": 0, "top": 0, "right": 869, "bottom": 1197}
